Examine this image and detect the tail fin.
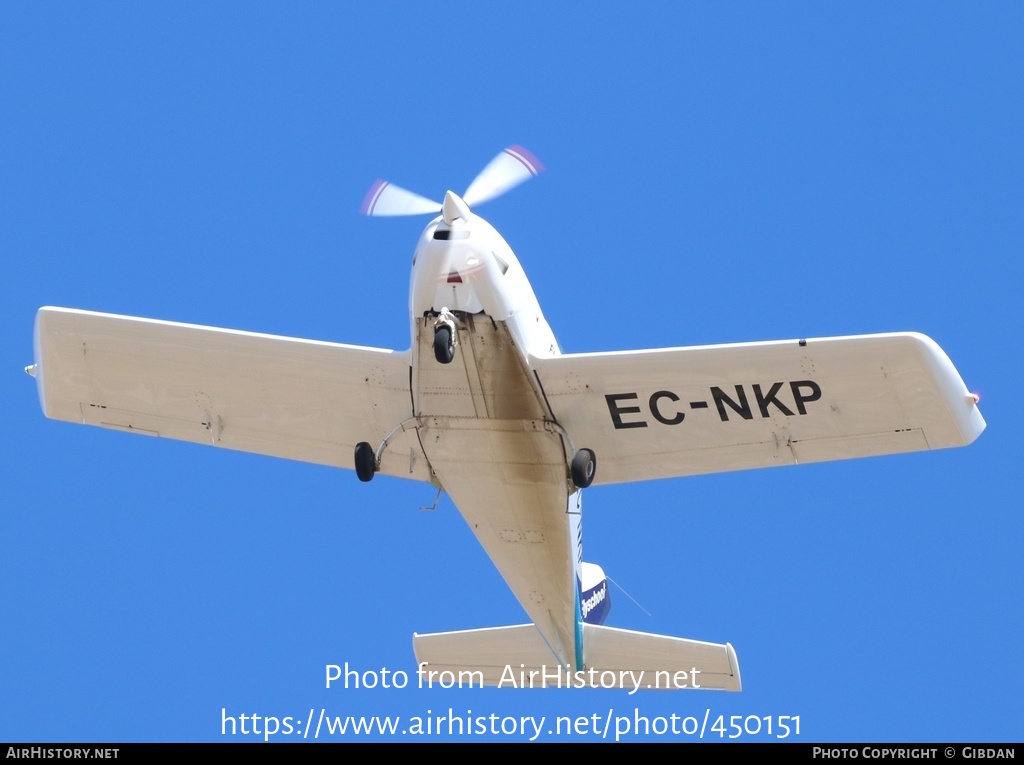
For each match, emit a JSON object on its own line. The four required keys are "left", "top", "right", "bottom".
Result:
{"left": 580, "top": 561, "right": 611, "bottom": 625}
{"left": 413, "top": 623, "right": 740, "bottom": 691}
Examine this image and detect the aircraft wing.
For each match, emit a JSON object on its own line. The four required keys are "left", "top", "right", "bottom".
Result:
{"left": 30, "top": 307, "right": 431, "bottom": 482}
{"left": 531, "top": 333, "right": 985, "bottom": 486}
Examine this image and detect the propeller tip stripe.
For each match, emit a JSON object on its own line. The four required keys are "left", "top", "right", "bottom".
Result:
{"left": 360, "top": 179, "right": 389, "bottom": 215}
{"left": 505, "top": 145, "right": 545, "bottom": 175}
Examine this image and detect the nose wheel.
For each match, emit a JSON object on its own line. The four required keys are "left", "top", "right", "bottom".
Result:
{"left": 571, "top": 448, "right": 596, "bottom": 489}
{"left": 432, "top": 308, "right": 458, "bottom": 364}
{"left": 433, "top": 325, "right": 455, "bottom": 364}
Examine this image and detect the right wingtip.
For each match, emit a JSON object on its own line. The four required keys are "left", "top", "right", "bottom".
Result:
{"left": 726, "top": 641, "right": 742, "bottom": 692}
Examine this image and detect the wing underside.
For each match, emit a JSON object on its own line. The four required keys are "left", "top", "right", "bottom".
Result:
{"left": 31, "top": 307, "right": 430, "bottom": 481}
{"left": 532, "top": 333, "right": 984, "bottom": 485}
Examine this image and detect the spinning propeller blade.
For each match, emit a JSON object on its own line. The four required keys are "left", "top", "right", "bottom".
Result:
{"left": 360, "top": 145, "right": 543, "bottom": 217}
{"left": 463, "top": 145, "right": 545, "bottom": 207}
{"left": 360, "top": 180, "right": 440, "bottom": 217}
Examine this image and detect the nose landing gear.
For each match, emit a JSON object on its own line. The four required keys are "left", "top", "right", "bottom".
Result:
{"left": 432, "top": 308, "right": 457, "bottom": 364}
{"left": 433, "top": 325, "right": 455, "bottom": 364}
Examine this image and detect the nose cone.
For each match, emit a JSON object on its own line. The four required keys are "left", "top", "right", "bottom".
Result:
{"left": 442, "top": 191, "right": 471, "bottom": 225}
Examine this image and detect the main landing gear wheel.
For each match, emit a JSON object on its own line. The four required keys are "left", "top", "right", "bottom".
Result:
{"left": 571, "top": 448, "right": 596, "bottom": 489}
{"left": 354, "top": 441, "right": 377, "bottom": 482}
{"left": 433, "top": 325, "right": 455, "bottom": 364}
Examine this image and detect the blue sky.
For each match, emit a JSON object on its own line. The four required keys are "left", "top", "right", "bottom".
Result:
{"left": 2, "top": 2, "right": 1021, "bottom": 742}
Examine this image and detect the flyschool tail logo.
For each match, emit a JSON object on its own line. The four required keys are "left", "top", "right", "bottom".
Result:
{"left": 580, "top": 581, "right": 609, "bottom": 624}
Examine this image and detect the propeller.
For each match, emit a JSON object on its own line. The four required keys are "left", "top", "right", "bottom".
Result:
{"left": 360, "top": 145, "right": 544, "bottom": 217}
{"left": 359, "top": 180, "right": 440, "bottom": 217}
{"left": 462, "top": 145, "right": 545, "bottom": 207}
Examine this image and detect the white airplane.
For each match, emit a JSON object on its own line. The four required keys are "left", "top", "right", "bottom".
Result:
{"left": 27, "top": 146, "right": 985, "bottom": 692}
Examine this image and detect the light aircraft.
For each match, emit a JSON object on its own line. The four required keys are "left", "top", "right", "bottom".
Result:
{"left": 27, "top": 146, "right": 985, "bottom": 691}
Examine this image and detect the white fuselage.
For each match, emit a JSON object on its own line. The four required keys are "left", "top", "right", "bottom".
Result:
{"left": 409, "top": 210, "right": 558, "bottom": 360}
{"left": 405, "top": 202, "right": 585, "bottom": 667}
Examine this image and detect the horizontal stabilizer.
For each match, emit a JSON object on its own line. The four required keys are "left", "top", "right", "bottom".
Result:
{"left": 583, "top": 623, "right": 740, "bottom": 691}
{"left": 413, "top": 623, "right": 740, "bottom": 691}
